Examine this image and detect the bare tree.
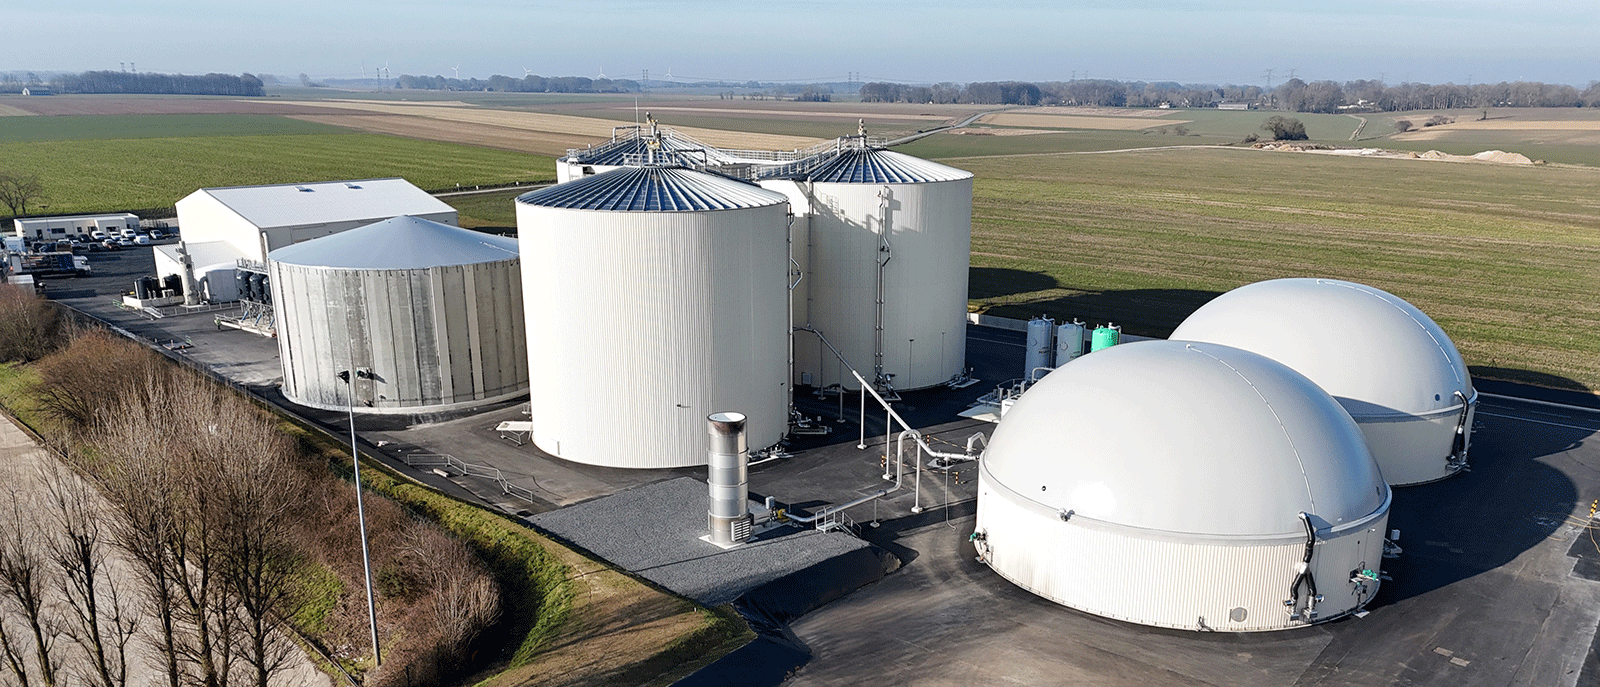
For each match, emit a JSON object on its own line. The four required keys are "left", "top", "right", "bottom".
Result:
{"left": 0, "top": 616, "right": 35, "bottom": 687}
{"left": 0, "top": 287, "right": 62, "bottom": 364}
{"left": 0, "top": 172, "right": 45, "bottom": 217}
{"left": 0, "top": 493, "right": 61, "bottom": 687}
{"left": 211, "top": 417, "right": 303, "bottom": 687}
{"left": 38, "top": 462, "right": 136, "bottom": 687}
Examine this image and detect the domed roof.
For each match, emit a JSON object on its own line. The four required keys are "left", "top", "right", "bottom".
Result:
{"left": 1169, "top": 279, "right": 1472, "bottom": 418}
{"left": 517, "top": 166, "right": 787, "bottom": 212}
{"left": 984, "top": 340, "right": 1385, "bottom": 537}
{"left": 267, "top": 216, "right": 517, "bottom": 269}
{"left": 802, "top": 148, "right": 972, "bottom": 184}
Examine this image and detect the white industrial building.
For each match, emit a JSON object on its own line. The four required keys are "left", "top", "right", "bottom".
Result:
{"left": 170, "top": 177, "right": 456, "bottom": 264}
{"left": 269, "top": 216, "right": 527, "bottom": 414}
{"left": 1170, "top": 278, "right": 1477, "bottom": 486}
{"left": 974, "top": 340, "right": 1391, "bottom": 632}
{"left": 13, "top": 212, "right": 141, "bottom": 240}
{"left": 759, "top": 147, "right": 973, "bottom": 393}
{"left": 515, "top": 166, "right": 791, "bottom": 469}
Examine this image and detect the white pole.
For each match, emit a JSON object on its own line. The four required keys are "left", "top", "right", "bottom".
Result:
{"left": 343, "top": 358, "right": 381, "bottom": 666}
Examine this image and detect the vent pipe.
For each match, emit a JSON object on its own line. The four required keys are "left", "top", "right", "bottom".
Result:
{"left": 707, "top": 412, "right": 753, "bottom": 546}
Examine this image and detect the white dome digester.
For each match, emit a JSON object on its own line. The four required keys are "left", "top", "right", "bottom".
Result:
{"left": 1170, "top": 278, "right": 1476, "bottom": 486}
{"left": 974, "top": 340, "right": 1391, "bottom": 632}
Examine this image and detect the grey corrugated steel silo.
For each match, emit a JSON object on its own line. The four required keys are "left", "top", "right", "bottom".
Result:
{"left": 269, "top": 216, "right": 527, "bottom": 413}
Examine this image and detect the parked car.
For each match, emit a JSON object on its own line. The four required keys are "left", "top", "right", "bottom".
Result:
{"left": 102, "top": 239, "right": 122, "bottom": 251}
{"left": 90, "top": 231, "right": 108, "bottom": 241}
{"left": 134, "top": 234, "right": 151, "bottom": 245}
{"left": 148, "top": 229, "right": 165, "bottom": 240}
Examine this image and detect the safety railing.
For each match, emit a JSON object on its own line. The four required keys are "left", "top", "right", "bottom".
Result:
{"left": 403, "top": 453, "right": 537, "bottom": 504}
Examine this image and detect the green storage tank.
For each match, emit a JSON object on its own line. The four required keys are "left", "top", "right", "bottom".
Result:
{"left": 1091, "top": 324, "right": 1121, "bottom": 352}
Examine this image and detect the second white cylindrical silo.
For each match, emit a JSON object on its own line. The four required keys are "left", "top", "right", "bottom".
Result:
{"left": 516, "top": 166, "right": 791, "bottom": 469}
{"left": 761, "top": 148, "right": 973, "bottom": 392}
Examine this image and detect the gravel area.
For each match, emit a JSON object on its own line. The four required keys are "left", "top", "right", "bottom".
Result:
{"left": 529, "top": 477, "right": 873, "bottom": 605}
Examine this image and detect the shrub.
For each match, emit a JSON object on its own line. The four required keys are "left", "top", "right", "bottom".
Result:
{"left": 1261, "top": 115, "right": 1308, "bottom": 141}
{"left": 1394, "top": 119, "right": 1414, "bottom": 133}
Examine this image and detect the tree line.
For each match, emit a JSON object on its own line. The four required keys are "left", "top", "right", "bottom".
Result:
{"left": 0, "top": 289, "right": 501, "bottom": 687}
{"left": 395, "top": 73, "right": 640, "bottom": 93}
{"left": 857, "top": 78, "right": 1600, "bottom": 111}
{"left": 34, "top": 71, "right": 266, "bottom": 97}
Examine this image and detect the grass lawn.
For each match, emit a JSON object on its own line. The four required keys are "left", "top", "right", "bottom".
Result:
{"left": 956, "top": 147, "right": 1600, "bottom": 392}
{"left": 0, "top": 131, "right": 555, "bottom": 216}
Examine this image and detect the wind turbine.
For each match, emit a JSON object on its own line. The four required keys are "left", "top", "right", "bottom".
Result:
{"left": 523, "top": 67, "right": 534, "bottom": 76}
{"left": 452, "top": 65, "right": 461, "bottom": 79}
{"left": 597, "top": 66, "right": 607, "bottom": 79}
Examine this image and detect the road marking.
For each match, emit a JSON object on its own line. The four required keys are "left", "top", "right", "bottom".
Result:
{"left": 1480, "top": 392, "right": 1600, "bottom": 416}
{"left": 1477, "top": 410, "right": 1599, "bottom": 433}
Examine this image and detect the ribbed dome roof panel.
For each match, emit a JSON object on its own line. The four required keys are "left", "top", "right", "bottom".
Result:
{"left": 267, "top": 215, "right": 517, "bottom": 269}
{"left": 517, "top": 166, "right": 787, "bottom": 212}
{"left": 567, "top": 138, "right": 700, "bottom": 166}
{"left": 806, "top": 148, "right": 972, "bottom": 184}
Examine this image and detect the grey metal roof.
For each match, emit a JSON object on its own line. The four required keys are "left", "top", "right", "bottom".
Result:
{"left": 566, "top": 137, "right": 704, "bottom": 166}
{"left": 189, "top": 178, "right": 456, "bottom": 230}
{"left": 268, "top": 216, "right": 517, "bottom": 269}
{"left": 516, "top": 166, "right": 787, "bottom": 212}
{"left": 804, "top": 148, "right": 972, "bottom": 184}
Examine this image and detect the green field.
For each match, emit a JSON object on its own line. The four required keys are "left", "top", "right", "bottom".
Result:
{"left": 0, "top": 113, "right": 348, "bottom": 141}
{"left": 447, "top": 188, "right": 524, "bottom": 232}
{"left": 951, "top": 146, "right": 1600, "bottom": 391}
{"left": 1, "top": 130, "right": 555, "bottom": 216}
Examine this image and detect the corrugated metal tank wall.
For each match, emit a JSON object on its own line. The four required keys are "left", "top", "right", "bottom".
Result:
{"left": 272, "top": 260, "right": 527, "bottom": 413}
{"left": 763, "top": 171, "right": 973, "bottom": 391}
{"left": 516, "top": 195, "right": 790, "bottom": 469}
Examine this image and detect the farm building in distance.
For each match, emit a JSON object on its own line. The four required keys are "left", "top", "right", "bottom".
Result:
{"left": 13, "top": 212, "right": 141, "bottom": 240}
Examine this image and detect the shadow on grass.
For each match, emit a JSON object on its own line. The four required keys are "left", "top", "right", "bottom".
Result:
{"left": 968, "top": 267, "right": 1059, "bottom": 300}
{"left": 979, "top": 287, "right": 1223, "bottom": 338}
{"left": 1470, "top": 366, "right": 1593, "bottom": 394}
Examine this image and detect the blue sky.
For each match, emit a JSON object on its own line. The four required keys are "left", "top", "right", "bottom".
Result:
{"left": 4, "top": 0, "right": 1596, "bottom": 86}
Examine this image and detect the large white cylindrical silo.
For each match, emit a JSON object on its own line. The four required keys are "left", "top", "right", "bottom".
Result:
{"left": 761, "top": 148, "right": 973, "bottom": 392}
{"left": 270, "top": 216, "right": 528, "bottom": 414}
{"left": 516, "top": 166, "right": 791, "bottom": 469}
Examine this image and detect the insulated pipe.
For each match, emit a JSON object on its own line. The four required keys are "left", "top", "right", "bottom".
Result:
{"left": 707, "top": 412, "right": 753, "bottom": 545}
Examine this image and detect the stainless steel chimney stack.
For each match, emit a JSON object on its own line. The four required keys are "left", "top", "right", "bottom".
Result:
{"left": 707, "top": 412, "right": 753, "bottom": 546}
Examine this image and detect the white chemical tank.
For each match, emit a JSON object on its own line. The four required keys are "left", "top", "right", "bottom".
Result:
{"left": 1054, "top": 319, "right": 1085, "bottom": 367}
{"left": 1025, "top": 316, "right": 1055, "bottom": 381}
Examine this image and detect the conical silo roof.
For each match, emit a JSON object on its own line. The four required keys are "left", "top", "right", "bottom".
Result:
{"left": 268, "top": 215, "right": 517, "bottom": 269}
{"left": 517, "top": 166, "right": 787, "bottom": 212}
{"left": 804, "top": 148, "right": 972, "bottom": 184}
